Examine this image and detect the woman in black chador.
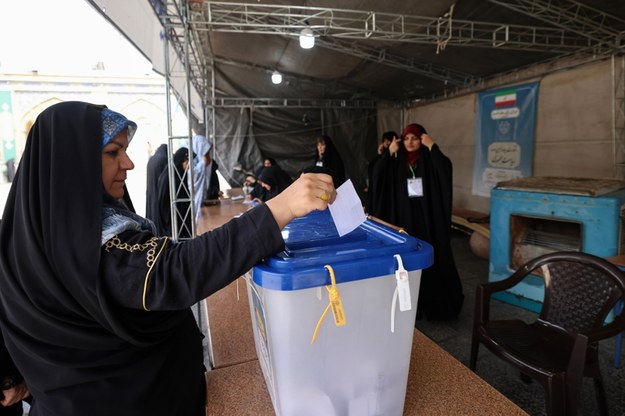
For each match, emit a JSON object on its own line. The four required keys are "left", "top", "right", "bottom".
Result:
{"left": 370, "top": 123, "right": 464, "bottom": 321}
{"left": 250, "top": 165, "right": 293, "bottom": 202}
{"left": 307, "top": 135, "right": 346, "bottom": 187}
{"left": 145, "top": 143, "right": 168, "bottom": 225}
{"left": 0, "top": 101, "right": 337, "bottom": 416}
{"left": 155, "top": 146, "right": 192, "bottom": 238}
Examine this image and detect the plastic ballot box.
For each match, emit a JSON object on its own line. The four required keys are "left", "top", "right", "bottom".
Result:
{"left": 245, "top": 210, "right": 433, "bottom": 416}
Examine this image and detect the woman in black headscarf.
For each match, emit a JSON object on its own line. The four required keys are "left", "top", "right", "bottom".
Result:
{"left": 254, "top": 157, "right": 276, "bottom": 178}
{"left": 155, "top": 146, "right": 192, "bottom": 238}
{"left": 0, "top": 101, "right": 337, "bottom": 416}
{"left": 304, "top": 135, "right": 346, "bottom": 187}
{"left": 251, "top": 165, "right": 293, "bottom": 202}
{"left": 145, "top": 143, "right": 168, "bottom": 224}
{"left": 370, "top": 123, "right": 464, "bottom": 321}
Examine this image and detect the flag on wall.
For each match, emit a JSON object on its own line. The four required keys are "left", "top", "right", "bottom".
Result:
{"left": 472, "top": 82, "right": 540, "bottom": 197}
{"left": 495, "top": 90, "right": 517, "bottom": 107}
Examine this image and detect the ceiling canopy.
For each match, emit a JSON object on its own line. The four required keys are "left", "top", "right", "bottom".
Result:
{"left": 88, "top": 0, "right": 625, "bottom": 206}
{"left": 145, "top": 0, "right": 625, "bottom": 111}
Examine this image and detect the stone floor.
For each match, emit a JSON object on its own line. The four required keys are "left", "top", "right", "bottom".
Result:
{"left": 415, "top": 230, "right": 625, "bottom": 416}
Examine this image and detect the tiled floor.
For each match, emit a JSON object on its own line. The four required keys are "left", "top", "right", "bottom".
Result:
{"left": 415, "top": 231, "right": 625, "bottom": 416}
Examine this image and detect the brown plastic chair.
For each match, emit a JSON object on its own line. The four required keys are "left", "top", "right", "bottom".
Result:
{"left": 469, "top": 251, "right": 625, "bottom": 416}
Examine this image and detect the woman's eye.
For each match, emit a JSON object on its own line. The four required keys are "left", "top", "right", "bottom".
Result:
{"left": 107, "top": 150, "right": 119, "bottom": 157}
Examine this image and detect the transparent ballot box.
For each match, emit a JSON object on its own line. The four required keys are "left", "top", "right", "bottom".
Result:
{"left": 246, "top": 210, "right": 433, "bottom": 416}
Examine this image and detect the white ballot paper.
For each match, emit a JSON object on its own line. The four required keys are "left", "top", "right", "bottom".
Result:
{"left": 328, "top": 179, "right": 367, "bottom": 236}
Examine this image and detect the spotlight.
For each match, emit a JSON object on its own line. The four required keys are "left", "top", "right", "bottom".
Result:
{"left": 271, "top": 71, "right": 282, "bottom": 84}
{"left": 299, "top": 28, "right": 315, "bottom": 49}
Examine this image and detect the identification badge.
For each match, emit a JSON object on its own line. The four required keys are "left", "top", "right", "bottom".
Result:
{"left": 407, "top": 177, "right": 423, "bottom": 197}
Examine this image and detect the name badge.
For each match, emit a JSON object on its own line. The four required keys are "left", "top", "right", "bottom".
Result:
{"left": 407, "top": 177, "right": 423, "bottom": 197}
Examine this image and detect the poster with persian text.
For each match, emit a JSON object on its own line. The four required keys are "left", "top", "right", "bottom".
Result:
{"left": 472, "top": 82, "right": 539, "bottom": 197}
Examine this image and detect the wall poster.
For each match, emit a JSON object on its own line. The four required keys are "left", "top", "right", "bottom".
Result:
{"left": 472, "top": 82, "right": 539, "bottom": 197}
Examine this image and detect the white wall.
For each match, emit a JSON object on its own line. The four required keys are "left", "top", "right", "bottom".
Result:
{"left": 391, "top": 59, "right": 616, "bottom": 213}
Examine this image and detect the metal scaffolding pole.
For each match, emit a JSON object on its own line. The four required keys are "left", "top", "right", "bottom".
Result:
{"left": 156, "top": 0, "right": 214, "bottom": 370}
{"left": 192, "top": 1, "right": 606, "bottom": 53}
{"left": 613, "top": 54, "right": 625, "bottom": 177}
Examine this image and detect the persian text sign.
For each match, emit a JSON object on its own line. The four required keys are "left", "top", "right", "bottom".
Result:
{"left": 472, "top": 82, "right": 539, "bottom": 197}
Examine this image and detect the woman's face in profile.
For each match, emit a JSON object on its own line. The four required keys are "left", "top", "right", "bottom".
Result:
{"left": 101, "top": 131, "right": 135, "bottom": 199}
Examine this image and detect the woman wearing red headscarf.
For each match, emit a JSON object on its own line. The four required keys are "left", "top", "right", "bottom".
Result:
{"left": 369, "top": 123, "right": 464, "bottom": 321}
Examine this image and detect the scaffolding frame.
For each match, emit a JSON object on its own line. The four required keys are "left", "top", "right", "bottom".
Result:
{"left": 154, "top": 0, "right": 625, "bottom": 106}
{"left": 613, "top": 54, "right": 625, "bottom": 178}
{"left": 146, "top": 0, "right": 625, "bottom": 368}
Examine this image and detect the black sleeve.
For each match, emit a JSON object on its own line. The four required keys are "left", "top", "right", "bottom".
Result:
{"left": 100, "top": 203, "right": 284, "bottom": 311}
{"left": 0, "top": 221, "right": 22, "bottom": 385}
{"left": 425, "top": 144, "right": 454, "bottom": 221}
{"left": 250, "top": 182, "right": 264, "bottom": 199}
{"left": 208, "top": 163, "right": 220, "bottom": 199}
{"left": 335, "top": 155, "right": 346, "bottom": 186}
{"left": 369, "top": 150, "right": 396, "bottom": 221}
{"left": 154, "top": 169, "right": 172, "bottom": 236}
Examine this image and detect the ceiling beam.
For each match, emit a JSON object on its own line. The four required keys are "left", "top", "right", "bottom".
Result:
{"left": 211, "top": 56, "right": 378, "bottom": 99}
{"left": 210, "top": 97, "right": 377, "bottom": 109}
{"left": 158, "top": 1, "right": 481, "bottom": 102}
{"left": 485, "top": 0, "right": 625, "bottom": 53}
{"left": 188, "top": 1, "right": 602, "bottom": 53}
{"left": 317, "top": 37, "right": 480, "bottom": 88}
{"left": 152, "top": 0, "right": 621, "bottom": 106}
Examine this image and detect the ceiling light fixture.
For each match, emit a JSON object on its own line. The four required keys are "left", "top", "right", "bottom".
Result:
{"left": 271, "top": 71, "right": 282, "bottom": 84}
{"left": 299, "top": 28, "right": 315, "bottom": 49}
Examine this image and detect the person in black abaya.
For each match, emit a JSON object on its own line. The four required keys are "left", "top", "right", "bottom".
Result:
{"left": 250, "top": 165, "right": 293, "bottom": 202}
{"left": 154, "top": 146, "right": 192, "bottom": 238}
{"left": 256, "top": 157, "right": 277, "bottom": 177}
{"left": 0, "top": 101, "right": 337, "bottom": 416}
{"left": 304, "top": 135, "right": 346, "bottom": 187}
{"left": 247, "top": 158, "right": 279, "bottom": 186}
{"left": 365, "top": 130, "right": 396, "bottom": 213}
{"left": 370, "top": 123, "right": 464, "bottom": 321}
{"left": 145, "top": 143, "right": 168, "bottom": 224}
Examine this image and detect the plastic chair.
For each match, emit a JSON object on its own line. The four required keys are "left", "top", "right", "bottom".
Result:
{"left": 469, "top": 251, "right": 625, "bottom": 416}
{"left": 614, "top": 300, "right": 623, "bottom": 368}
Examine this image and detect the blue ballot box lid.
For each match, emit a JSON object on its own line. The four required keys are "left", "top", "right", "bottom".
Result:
{"left": 252, "top": 210, "right": 433, "bottom": 290}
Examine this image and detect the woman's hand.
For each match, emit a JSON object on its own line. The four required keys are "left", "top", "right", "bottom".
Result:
{"left": 389, "top": 137, "right": 401, "bottom": 156}
{"left": 266, "top": 173, "right": 336, "bottom": 229}
{"left": 377, "top": 142, "right": 385, "bottom": 155}
{"left": 421, "top": 133, "right": 434, "bottom": 149}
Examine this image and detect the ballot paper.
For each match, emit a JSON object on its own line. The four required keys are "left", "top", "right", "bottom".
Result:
{"left": 328, "top": 179, "right": 367, "bottom": 236}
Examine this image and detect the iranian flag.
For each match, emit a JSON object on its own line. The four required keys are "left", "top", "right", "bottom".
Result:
{"left": 495, "top": 90, "right": 517, "bottom": 107}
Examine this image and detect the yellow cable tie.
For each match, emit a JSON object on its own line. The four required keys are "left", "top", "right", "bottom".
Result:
{"left": 311, "top": 265, "right": 347, "bottom": 344}
{"left": 311, "top": 303, "right": 331, "bottom": 344}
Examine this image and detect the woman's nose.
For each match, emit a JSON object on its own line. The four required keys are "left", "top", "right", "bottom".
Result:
{"left": 122, "top": 153, "right": 135, "bottom": 170}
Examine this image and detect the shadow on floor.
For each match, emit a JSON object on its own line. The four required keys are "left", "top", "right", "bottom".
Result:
{"left": 415, "top": 230, "right": 625, "bottom": 416}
